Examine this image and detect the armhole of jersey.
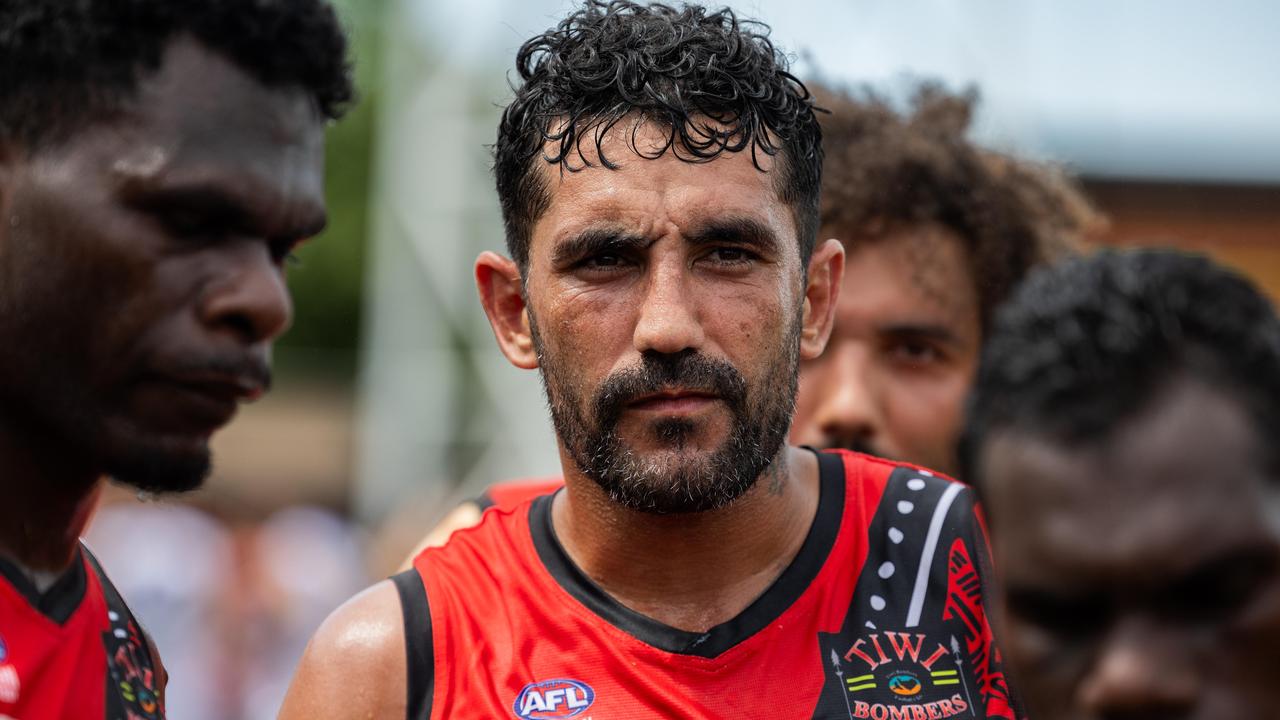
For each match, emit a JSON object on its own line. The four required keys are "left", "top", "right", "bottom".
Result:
{"left": 391, "top": 568, "right": 434, "bottom": 720}
{"left": 81, "top": 543, "right": 169, "bottom": 710}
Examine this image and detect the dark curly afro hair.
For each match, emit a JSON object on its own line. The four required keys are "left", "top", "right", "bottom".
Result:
{"left": 0, "top": 0, "right": 353, "bottom": 149}
{"left": 811, "top": 81, "right": 1103, "bottom": 331}
{"left": 493, "top": 0, "right": 823, "bottom": 272}
{"left": 960, "top": 248, "right": 1280, "bottom": 487}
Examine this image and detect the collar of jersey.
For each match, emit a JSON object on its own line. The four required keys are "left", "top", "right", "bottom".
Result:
{"left": 528, "top": 448, "right": 846, "bottom": 658}
{"left": 0, "top": 545, "right": 88, "bottom": 625}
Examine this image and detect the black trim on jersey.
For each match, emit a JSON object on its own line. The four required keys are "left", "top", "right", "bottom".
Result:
{"left": 392, "top": 568, "right": 434, "bottom": 720}
{"left": 84, "top": 544, "right": 167, "bottom": 719}
{"left": 0, "top": 545, "right": 87, "bottom": 624}
{"left": 473, "top": 491, "right": 496, "bottom": 511}
{"left": 529, "top": 449, "right": 846, "bottom": 658}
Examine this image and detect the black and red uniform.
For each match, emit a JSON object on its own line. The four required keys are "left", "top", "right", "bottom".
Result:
{"left": 474, "top": 478, "right": 564, "bottom": 514}
{"left": 396, "top": 450, "right": 1022, "bottom": 720}
{"left": 0, "top": 543, "right": 165, "bottom": 719}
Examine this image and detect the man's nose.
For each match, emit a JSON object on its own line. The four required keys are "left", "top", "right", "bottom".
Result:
{"left": 632, "top": 255, "right": 705, "bottom": 356}
{"left": 807, "top": 342, "right": 883, "bottom": 450}
{"left": 1078, "top": 616, "right": 1198, "bottom": 720}
{"left": 198, "top": 241, "right": 293, "bottom": 346}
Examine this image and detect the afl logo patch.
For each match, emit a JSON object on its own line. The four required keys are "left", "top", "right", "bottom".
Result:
{"left": 513, "top": 678, "right": 595, "bottom": 718}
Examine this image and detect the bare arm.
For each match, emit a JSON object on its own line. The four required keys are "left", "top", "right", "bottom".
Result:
{"left": 278, "top": 579, "right": 407, "bottom": 719}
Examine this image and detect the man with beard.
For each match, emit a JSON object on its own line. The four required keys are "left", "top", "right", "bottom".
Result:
{"left": 398, "top": 81, "right": 1098, "bottom": 557}
{"left": 962, "top": 249, "right": 1280, "bottom": 719}
{"left": 0, "top": 2, "right": 351, "bottom": 717}
{"left": 283, "top": 3, "right": 1020, "bottom": 718}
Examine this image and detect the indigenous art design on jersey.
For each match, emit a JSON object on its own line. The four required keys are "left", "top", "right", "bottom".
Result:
{"left": 811, "top": 472, "right": 1015, "bottom": 720}
{"left": 101, "top": 604, "right": 162, "bottom": 719}
{"left": 401, "top": 450, "right": 1022, "bottom": 720}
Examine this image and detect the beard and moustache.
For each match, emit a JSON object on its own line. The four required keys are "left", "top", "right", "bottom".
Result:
{"left": 531, "top": 309, "right": 802, "bottom": 515}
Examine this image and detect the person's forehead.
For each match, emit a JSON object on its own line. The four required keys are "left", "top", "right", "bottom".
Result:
{"left": 833, "top": 224, "right": 980, "bottom": 328}
{"left": 138, "top": 39, "right": 321, "bottom": 158}
{"left": 986, "top": 379, "right": 1276, "bottom": 581}
{"left": 530, "top": 120, "right": 789, "bottom": 246}
{"left": 69, "top": 37, "right": 330, "bottom": 230}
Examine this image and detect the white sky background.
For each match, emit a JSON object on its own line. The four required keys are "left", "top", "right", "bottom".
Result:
{"left": 407, "top": 0, "right": 1280, "bottom": 183}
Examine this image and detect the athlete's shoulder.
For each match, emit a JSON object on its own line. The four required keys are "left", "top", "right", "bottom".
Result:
{"left": 279, "top": 579, "right": 407, "bottom": 720}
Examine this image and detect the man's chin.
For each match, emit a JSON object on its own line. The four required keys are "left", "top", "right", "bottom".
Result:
{"left": 101, "top": 431, "right": 213, "bottom": 495}
{"left": 582, "top": 441, "right": 764, "bottom": 515}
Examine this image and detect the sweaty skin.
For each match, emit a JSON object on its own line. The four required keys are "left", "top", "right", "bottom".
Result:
{"left": 280, "top": 121, "right": 845, "bottom": 718}
{"left": 399, "top": 224, "right": 981, "bottom": 566}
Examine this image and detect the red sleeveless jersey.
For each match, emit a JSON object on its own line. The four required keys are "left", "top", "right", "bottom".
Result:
{"left": 397, "top": 450, "right": 1021, "bottom": 720}
{"left": 0, "top": 544, "right": 165, "bottom": 720}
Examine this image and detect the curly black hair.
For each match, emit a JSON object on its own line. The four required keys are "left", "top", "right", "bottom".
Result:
{"left": 493, "top": 0, "right": 823, "bottom": 272}
{"left": 0, "top": 0, "right": 353, "bottom": 149}
{"left": 812, "top": 81, "right": 1102, "bottom": 331}
{"left": 960, "top": 249, "right": 1280, "bottom": 488}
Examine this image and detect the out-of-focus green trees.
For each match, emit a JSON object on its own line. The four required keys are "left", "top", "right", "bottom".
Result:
{"left": 277, "top": 0, "right": 385, "bottom": 371}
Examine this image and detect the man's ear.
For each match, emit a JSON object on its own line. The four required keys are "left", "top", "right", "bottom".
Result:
{"left": 799, "top": 237, "right": 845, "bottom": 361}
{"left": 475, "top": 251, "right": 538, "bottom": 369}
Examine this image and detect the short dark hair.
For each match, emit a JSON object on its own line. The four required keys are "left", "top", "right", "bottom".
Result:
{"left": 960, "top": 249, "right": 1280, "bottom": 486}
{"left": 493, "top": 0, "right": 823, "bottom": 272}
{"left": 0, "top": 0, "right": 353, "bottom": 149}
{"left": 812, "top": 81, "right": 1102, "bottom": 331}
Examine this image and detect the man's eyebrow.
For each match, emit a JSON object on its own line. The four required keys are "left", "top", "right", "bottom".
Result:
{"left": 877, "top": 323, "right": 967, "bottom": 348}
{"left": 1166, "top": 541, "right": 1279, "bottom": 589}
{"left": 125, "top": 181, "right": 328, "bottom": 239}
{"left": 551, "top": 227, "right": 649, "bottom": 266}
{"left": 686, "top": 216, "right": 781, "bottom": 255}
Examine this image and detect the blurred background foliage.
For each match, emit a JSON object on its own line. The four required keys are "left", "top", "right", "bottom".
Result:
{"left": 275, "top": 0, "right": 385, "bottom": 376}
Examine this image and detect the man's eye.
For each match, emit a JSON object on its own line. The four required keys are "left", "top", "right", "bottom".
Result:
{"left": 588, "top": 254, "right": 621, "bottom": 267}
{"left": 709, "top": 247, "right": 753, "bottom": 264}
{"left": 161, "top": 210, "right": 214, "bottom": 239}
{"left": 1160, "top": 551, "right": 1279, "bottom": 623}
{"left": 1008, "top": 589, "right": 1108, "bottom": 638}
{"left": 887, "top": 340, "right": 943, "bottom": 365}
{"left": 577, "top": 253, "right": 633, "bottom": 273}
{"left": 269, "top": 238, "right": 303, "bottom": 266}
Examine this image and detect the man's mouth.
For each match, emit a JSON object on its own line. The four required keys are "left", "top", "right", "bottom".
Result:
{"left": 173, "top": 372, "right": 267, "bottom": 403}
{"left": 134, "top": 367, "right": 269, "bottom": 435}
{"left": 625, "top": 388, "right": 720, "bottom": 414}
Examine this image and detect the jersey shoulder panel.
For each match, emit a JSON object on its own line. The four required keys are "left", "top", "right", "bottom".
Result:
{"left": 476, "top": 477, "right": 565, "bottom": 512}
